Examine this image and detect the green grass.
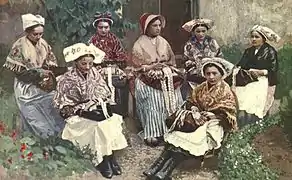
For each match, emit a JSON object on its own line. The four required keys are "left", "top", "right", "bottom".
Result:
{"left": 0, "top": 93, "right": 18, "bottom": 130}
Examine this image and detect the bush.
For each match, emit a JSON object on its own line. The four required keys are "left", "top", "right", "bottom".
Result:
{"left": 42, "top": 0, "right": 136, "bottom": 65}
{"left": 0, "top": 92, "right": 18, "bottom": 130}
{"left": 221, "top": 43, "right": 244, "bottom": 64}
{"left": 218, "top": 115, "right": 281, "bottom": 180}
{"left": 275, "top": 44, "right": 292, "bottom": 98}
{"left": 279, "top": 89, "right": 292, "bottom": 142}
{"left": 0, "top": 121, "right": 95, "bottom": 180}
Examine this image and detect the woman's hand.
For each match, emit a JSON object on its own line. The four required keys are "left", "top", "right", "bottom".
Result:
{"left": 201, "top": 111, "right": 217, "bottom": 120}
{"left": 248, "top": 69, "right": 267, "bottom": 78}
{"left": 196, "top": 115, "right": 208, "bottom": 126}
{"left": 41, "top": 69, "right": 53, "bottom": 78}
{"left": 185, "top": 60, "right": 195, "bottom": 68}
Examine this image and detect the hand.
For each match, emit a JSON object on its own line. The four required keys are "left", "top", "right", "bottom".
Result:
{"left": 41, "top": 69, "right": 52, "bottom": 78}
{"left": 185, "top": 60, "right": 195, "bottom": 67}
{"left": 196, "top": 115, "right": 208, "bottom": 126}
{"left": 153, "top": 63, "right": 167, "bottom": 70}
{"left": 249, "top": 69, "right": 266, "bottom": 77}
{"left": 201, "top": 111, "right": 216, "bottom": 120}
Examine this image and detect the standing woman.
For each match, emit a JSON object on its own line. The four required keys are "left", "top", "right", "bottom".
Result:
{"left": 181, "top": 18, "right": 223, "bottom": 99}
{"left": 89, "top": 11, "right": 128, "bottom": 117}
{"left": 129, "top": 13, "right": 184, "bottom": 146}
{"left": 234, "top": 25, "right": 280, "bottom": 127}
{"left": 3, "top": 14, "right": 64, "bottom": 138}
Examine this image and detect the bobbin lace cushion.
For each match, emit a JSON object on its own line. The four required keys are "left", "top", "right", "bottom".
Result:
{"left": 139, "top": 69, "right": 183, "bottom": 90}
{"left": 166, "top": 109, "right": 201, "bottom": 133}
{"left": 98, "top": 66, "right": 127, "bottom": 87}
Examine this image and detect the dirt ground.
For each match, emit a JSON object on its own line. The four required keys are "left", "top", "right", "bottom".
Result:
{"left": 0, "top": 100, "right": 282, "bottom": 180}
{"left": 66, "top": 118, "right": 219, "bottom": 180}
{"left": 253, "top": 126, "right": 292, "bottom": 180}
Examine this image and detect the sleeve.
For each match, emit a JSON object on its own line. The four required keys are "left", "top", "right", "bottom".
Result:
{"left": 237, "top": 49, "right": 249, "bottom": 68}
{"left": 3, "top": 43, "right": 26, "bottom": 73}
{"left": 129, "top": 41, "right": 145, "bottom": 68}
{"left": 186, "top": 87, "right": 200, "bottom": 110}
{"left": 267, "top": 49, "right": 278, "bottom": 86}
{"left": 15, "top": 68, "right": 42, "bottom": 83}
{"left": 210, "top": 39, "right": 223, "bottom": 57}
{"left": 165, "top": 42, "right": 176, "bottom": 66}
{"left": 54, "top": 77, "right": 89, "bottom": 114}
{"left": 112, "top": 36, "right": 128, "bottom": 64}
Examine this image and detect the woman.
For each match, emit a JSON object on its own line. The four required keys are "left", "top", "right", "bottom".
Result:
{"left": 233, "top": 25, "right": 280, "bottom": 127}
{"left": 89, "top": 11, "right": 128, "bottom": 117}
{"left": 181, "top": 18, "right": 223, "bottom": 99}
{"left": 54, "top": 43, "right": 128, "bottom": 179}
{"left": 143, "top": 57, "right": 237, "bottom": 180}
{"left": 2, "top": 13, "right": 64, "bottom": 138}
{"left": 129, "top": 13, "right": 184, "bottom": 146}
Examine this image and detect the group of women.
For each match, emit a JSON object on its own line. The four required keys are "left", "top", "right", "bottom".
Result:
{"left": 3, "top": 11, "right": 280, "bottom": 180}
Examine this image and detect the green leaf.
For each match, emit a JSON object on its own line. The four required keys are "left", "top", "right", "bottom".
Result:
{"left": 78, "top": 28, "right": 87, "bottom": 37}
{"left": 20, "top": 137, "right": 36, "bottom": 146}
{"left": 55, "top": 160, "right": 66, "bottom": 166}
{"left": 54, "top": 146, "right": 67, "bottom": 155}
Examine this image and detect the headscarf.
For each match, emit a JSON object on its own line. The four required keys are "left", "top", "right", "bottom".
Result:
{"left": 250, "top": 25, "right": 281, "bottom": 44}
{"left": 63, "top": 43, "right": 105, "bottom": 64}
{"left": 21, "top": 14, "right": 45, "bottom": 31}
{"left": 201, "top": 57, "right": 235, "bottom": 79}
{"left": 182, "top": 18, "right": 214, "bottom": 33}
{"left": 139, "top": 13, "right": 166, "bottom": 34}
{"left": 92, "top": 11, "right": 114, "bottom": 28}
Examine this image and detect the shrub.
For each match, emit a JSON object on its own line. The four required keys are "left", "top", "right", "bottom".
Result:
{"left": 279, "top": 89, "right": 292, "bottom": 142}
{"left": 0, "top": 121, "right": 95, "bottom": 180}
{"left": 221, "top": 43, "right": 244, "bottom": 64}
{"left": 275, "top": 44, "right": 292, "bottom": 98}
{"left": 218, "top": 115, "right": 281, "bottom": 180}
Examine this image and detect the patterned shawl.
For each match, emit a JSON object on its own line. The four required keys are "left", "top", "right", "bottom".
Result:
{"left": 3, "top": 36, "right": 57, "bottom": 72}
{"left": 89, "top": 32, "right": 127, "bottom": 63}
{"left": 53, "top": 67, "right": 111, "bottom": 113}
{"left": 188, "top": 80, "right": 238, "bottom": 131}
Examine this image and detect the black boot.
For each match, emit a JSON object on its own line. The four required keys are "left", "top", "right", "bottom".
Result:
{"left": 97, "top": 156, "right": 113, "bottom": 179}
{"left": 109, "top": 154, "right": 122, "bottom": 175}
{"left": 154, "top": 151, "right": 185, "bottom": 180}
{"left": 143, "top": 149, "right": 171, "bottom": 177}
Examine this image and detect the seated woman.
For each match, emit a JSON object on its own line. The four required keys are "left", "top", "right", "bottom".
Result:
{"left": 232, "top": 25, "right": 280, "bottom": 127}
{"left": 129, "top": 13, "right": 184, "bottom": 146}
{"left": 143, "top": 57, "right": 237, "bottom": 180}
{"left": 53, "top": 43, "right": 128, "bottom": 179}
{"left": 89, "top": 11, "right": 128, "bottom": 117}
{"left": 181, "top": 18, "right": 223, "bottom": 100}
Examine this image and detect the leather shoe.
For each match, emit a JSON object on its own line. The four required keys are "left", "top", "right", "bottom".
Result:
{"left": 97, "top": 158, "right": 113, "bottom": 179}
{"left": 109, "top": 155, "right": 122, "bottom": 175}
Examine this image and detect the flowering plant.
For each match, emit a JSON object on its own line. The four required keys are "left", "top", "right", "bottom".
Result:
{"left": 0, "top": 121, "right": 94, "bottom": 179}
{"left": 218, "top": 115, "right": 280, "bottom": 180}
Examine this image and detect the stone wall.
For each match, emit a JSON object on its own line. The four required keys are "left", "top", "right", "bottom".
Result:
{"left": 200, "top": 0, "right": 292, "bottom": 48}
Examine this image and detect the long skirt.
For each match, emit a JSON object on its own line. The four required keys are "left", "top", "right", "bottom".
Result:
{"left": 62, "top": 113, "right": 128, "bottom": 166}
{"left": 14, "top": 78, "right": 65, "bottom": 138}
{"left": 164, "top": 119, "right": 224, "bottom": 156}
{"left": 135, "top": 79, "right": 183, "bottom": 139}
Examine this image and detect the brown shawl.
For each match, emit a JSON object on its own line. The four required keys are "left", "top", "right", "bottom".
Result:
{"left": 188, "top": 80, "right": 238, "bottom": 131}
